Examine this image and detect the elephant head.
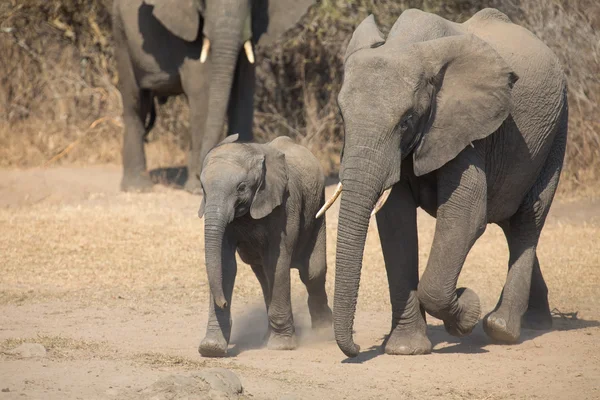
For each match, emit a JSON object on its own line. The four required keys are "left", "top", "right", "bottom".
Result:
{"left": 320, "top": 14, "right": 518, "bottom": 357}
{"left": 143, "top": 0, "right": 315, "bottom": 172}
{"left": 198, "top": 134, "right": 288, "bottom": 308}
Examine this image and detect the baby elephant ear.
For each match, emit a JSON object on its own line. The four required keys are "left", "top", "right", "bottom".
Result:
{"left": 344, "top": 14, "right": 385, "bottom": 62}
{"left": 250, "top": 147, "right": 288, "bottom": 220}
{"left": 217, "top": 133, "right": 240, "bottom": 146}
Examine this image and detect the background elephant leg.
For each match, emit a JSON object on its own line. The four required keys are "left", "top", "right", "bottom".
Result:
{"left": 226, "top": 51, "right": 255, "bottom": 142}
{"left": 484, "top": 131, "right": 565, "bottom": 342}
{"left": 250, "top": 264, "right": 272, "bottom": 342}
{"left": 183, "top": 78, "right": 209, "bottom": 194}
{"left": 115, "top": 36, "right": 153, "bottom": 192}
{"left": 417, "top": 148, "right": 487, "bottom": 338}
{"left": 376, "top": 181, "right": 431, "bottom": 355}
{"left": 199, "top": 239, "right": 237, "bottom": 357}
{"left": 298, "top": 223, "right": 332, "bottom": 330}
{"left": 265, "top": 250, "right": 296, "bottom": 350}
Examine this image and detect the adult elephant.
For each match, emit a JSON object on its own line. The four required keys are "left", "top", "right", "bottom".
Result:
{"left": 317, "top": 9, "right": 568, "bottom": 357}
{"left": 112, "top": 0, "right": 315, "bottom": 192}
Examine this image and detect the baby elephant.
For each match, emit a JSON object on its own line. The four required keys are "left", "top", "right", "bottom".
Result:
{"left": 197, "top": 134, "right": 332, "bottom": 357}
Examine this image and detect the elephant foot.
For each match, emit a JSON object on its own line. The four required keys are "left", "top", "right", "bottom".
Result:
{"left": 199, "top": 335, "right": 229, "bottom": 357}
{"left": 267, "top": 332, "right": 297, "bottom": 351}
{"left": 384, "top": 328, "right": 432, "bottom": 356}
{"left": 184, "top": 175, "right": 203, "bottom": 195}
{"left": 483, "top": 309, "right": 521, "bottom": 343}
{"left": 120, "top": 172, "right": 154, "bottom": 192}
{"left": 310, "top": 305, "right": 333, "bottom": 330}
{"left": 442, "top": 288, "right": 481, "bottom": 338}
{"left": 522, "top": 307, "right": 552, "bottom": 330}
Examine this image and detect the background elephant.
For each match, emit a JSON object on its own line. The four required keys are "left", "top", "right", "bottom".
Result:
{"left": 112, "top": 0, "right": 315, "bottom": 193}
{"left": 318, "top": 9, "right": 568, "bottom": 357}
{"left": 197, "top": 135, "right": 332, "bottom": 357}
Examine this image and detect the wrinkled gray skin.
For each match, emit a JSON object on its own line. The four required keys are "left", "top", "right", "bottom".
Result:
{"left": 332, "top": 8, "right": 568, "bottom": 358}
{"left": 112, "top": 0, "right": 315, "bottom": 193}
{"left": 198, "top": 135, "right": 332, "bottom": 357}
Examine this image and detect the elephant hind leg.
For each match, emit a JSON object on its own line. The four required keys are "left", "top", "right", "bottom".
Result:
{"left": 250, "top": 264, "right": 272, "bottom": 343}
{"left": 299, "top": 223, "right": 332, "bottom": 331}
{"left": 484, "top": 128, "right": 566, "bottom": 343}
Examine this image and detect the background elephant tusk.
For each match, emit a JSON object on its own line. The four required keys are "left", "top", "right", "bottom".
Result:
{"left": 244, "top": 40, "right": 255, "bottom": 64}
{"left": 371, "top": 187, "right": 392, "bottom": 216}
{"left": 316, "top": 182, "right": 342, "bottom": 218}
{"left": 200, "top": 37, "right": 210, "bottom": 63}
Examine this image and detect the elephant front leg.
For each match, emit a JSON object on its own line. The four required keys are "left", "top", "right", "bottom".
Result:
{"left": 265, "top": 250, "right": 297, "bottom": 350}
{"left": 250, "top": 264, "right": 273, "bottom": 343}
{"left": 199, "top": 241, "right": 237, "bottom": 357}
{"left": 185, "top": 92, "right": 210, "bottom": 194}
{"left": 226, "top": 50, "right": 255, "bottom": 143}
{"left": 417, "top": 148, "right": 487, "bottom": 338}
{"left": 376, "top": 181, "right": 431, "bottom": 355}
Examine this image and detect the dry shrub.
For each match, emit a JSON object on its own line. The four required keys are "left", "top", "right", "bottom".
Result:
{"left": 0, "top": 0, "right": 598, "bottom": 185}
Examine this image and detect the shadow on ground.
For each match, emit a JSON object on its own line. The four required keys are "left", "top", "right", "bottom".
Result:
{"left": 341, "top": 311, "right": 600, "bottom": 364}
{"left": 150, "top": 166, "right": 188, "bottom": 189}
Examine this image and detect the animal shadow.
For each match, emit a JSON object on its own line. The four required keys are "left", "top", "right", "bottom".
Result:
{"left": 149, "top": 166, "right": 188, "bottom": 188}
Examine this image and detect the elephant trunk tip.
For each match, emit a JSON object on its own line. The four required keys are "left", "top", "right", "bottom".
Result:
{"left": 338, "top": 341, "right": 361, "bottom": 358}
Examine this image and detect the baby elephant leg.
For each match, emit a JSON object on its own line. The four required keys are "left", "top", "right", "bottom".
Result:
{"left": 300, "top": 223, "right": 332, "bottom": 330}
{"left": 265, "top": 250, "right": 297, "bottom": 350}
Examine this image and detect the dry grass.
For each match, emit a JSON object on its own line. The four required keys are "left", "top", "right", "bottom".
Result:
{"left": 0, "top": 184, "right": 598, "bottom": 320}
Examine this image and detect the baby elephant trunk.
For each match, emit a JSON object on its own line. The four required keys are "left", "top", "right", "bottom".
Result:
{"left": 204, "top": 210, "right": 230, "bottom": 309}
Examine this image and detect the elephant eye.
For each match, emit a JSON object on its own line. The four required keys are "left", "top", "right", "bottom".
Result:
{"left": 237, "top": 182, "right": 247, "bottom": 192}
{"left": 400, "top": 113, "right": 414, "bottom": 130}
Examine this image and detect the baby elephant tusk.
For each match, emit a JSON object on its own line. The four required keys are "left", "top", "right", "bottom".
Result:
{"left": 200, "top": 37, "right": 210, "bottom": 63}
{"left": 244, "top": 40, "right": 255, "bottom": 64}
{"left": 371, "top": 187, "right": 392, "bottom": 216}
{"left": 316, "top": 182, "right": 342, "bottom": 218}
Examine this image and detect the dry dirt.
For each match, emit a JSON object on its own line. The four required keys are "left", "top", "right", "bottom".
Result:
{"left": 1, "top": 165, "right": 599, "bottom": 400}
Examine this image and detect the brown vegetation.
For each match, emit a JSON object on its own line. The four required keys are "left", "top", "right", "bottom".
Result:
{"left": 0, "top": 0, "right": 598, "bottom": 186}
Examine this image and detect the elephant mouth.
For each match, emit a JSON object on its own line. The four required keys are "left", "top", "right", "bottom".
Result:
{"left": 315, "top": 183, "right": 392, "bottom": 218}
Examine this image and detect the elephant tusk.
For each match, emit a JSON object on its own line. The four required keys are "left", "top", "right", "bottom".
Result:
{"left": 244, "top": 40, "right": 255, "bottom": 64}
{"left": 316, "top": 182, "right": 342, "bottom": 218}
{"left": 371, "top": 187, "right": 392, "bottom": 216}
{"left": 200, "top": 37, "right": 210, "bottom": 63}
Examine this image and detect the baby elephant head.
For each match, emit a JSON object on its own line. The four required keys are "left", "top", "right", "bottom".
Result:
{"left": 197, "top": 134, "right": 288, "bottom": 308}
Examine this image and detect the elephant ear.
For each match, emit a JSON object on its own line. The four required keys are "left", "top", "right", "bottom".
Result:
{"left": 144, "top": 0, "right": 203, "bottom": 42}
{"left": 344, "top": 15, "right": 385, "bottom": 62}
{"left": 412, "top": 34, "right": 518, "bottom": 176}
{"left": 252, "top": 0, "right": 315, "bottom": 46}
{"left": 250, "top": 146, "right": 288, "bottom": 220}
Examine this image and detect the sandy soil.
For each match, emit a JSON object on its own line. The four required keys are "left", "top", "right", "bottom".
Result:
{"left": 1, "top": 165, "right": 599, "bottom": 400}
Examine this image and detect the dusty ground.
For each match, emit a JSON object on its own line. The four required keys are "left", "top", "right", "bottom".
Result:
{"left": 1, "top": 165, "right": 599, "bottom": 400}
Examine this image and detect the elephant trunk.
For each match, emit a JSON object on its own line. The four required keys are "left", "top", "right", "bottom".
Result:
{"left": 334, "top": 153, "right": 386, "bottom": 358}
{"left": 200, "top": 33, "right": 244, "bottom": 164}
{"left": 204, "top": 206, "right": 232, "bottom": 309}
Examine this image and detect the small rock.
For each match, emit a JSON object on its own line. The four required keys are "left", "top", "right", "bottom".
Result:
{"left": 5, "top": 343, "right": 47, "bottom": 358}
{"left": 1, "top": 388, "right": 10, "bottom": 393}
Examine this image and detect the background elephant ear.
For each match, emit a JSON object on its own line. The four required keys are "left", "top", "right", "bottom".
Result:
{"left": 144, "top": 0, "right": 203, "bottom": 42}
{"left": 252, "top": 0, "right": 315, "bottom": 46}
{"left": 344, "top": 15, "right": 385, "bottom": 62}
{"left": 250, "top": 147, "right": 288, "bottom": 220}
{"left": 413, "top": 34, "right": 518, "bottom": 176}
